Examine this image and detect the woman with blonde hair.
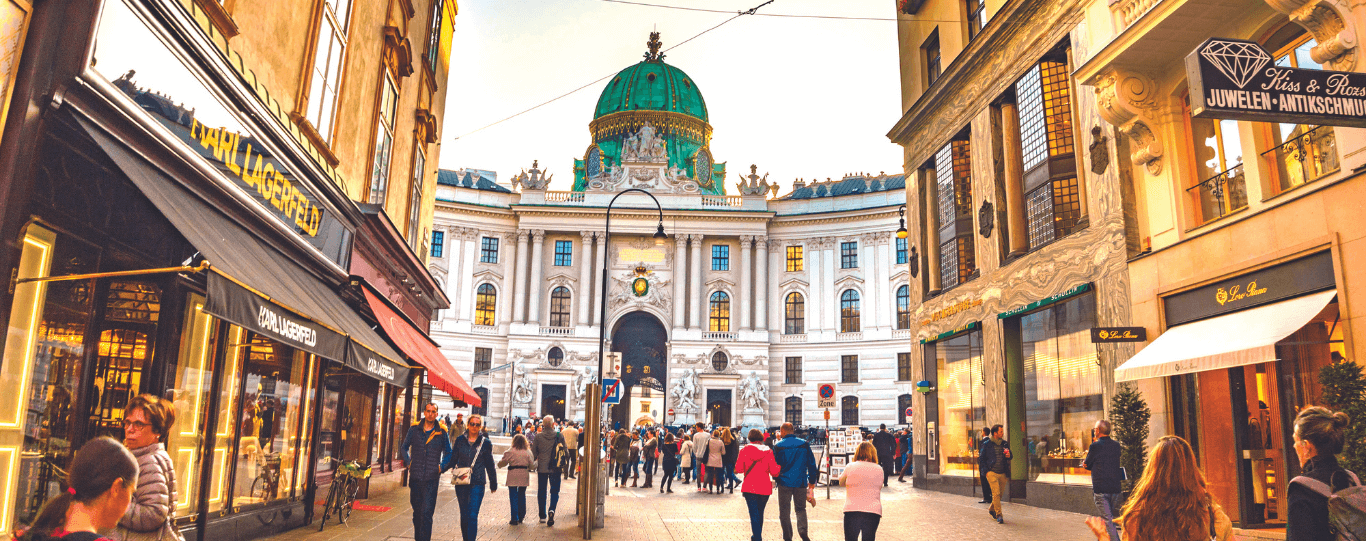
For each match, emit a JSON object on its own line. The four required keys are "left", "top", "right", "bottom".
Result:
{"left": 1087, "top": 436, "right": 1231, "bottom": 541}
{"left": 706, "top": 428, "right": 726, "bottom": 494}
{"left": 497, "top": 434, "right": 533, "bottom": 525}
{"left": 840, "top": 442, "right": 884, "bottom": 541}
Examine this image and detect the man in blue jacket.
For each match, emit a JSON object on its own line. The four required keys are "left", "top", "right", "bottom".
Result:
{"left": 399, "top": 403, "right": 451, "bottom": 541}
{"left": 772, "top": 422, "right": 819, "bottom": 541}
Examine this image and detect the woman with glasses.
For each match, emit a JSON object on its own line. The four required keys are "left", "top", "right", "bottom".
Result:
{"left": 448, "top": 414, "right": 497, "bottom": 541}
{"left": 111, "top": 395, "right": 183, "bottom": 541}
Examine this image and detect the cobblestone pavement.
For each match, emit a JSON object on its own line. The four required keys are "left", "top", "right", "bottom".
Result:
{"left": 265, "top": 470, "right": 1098, "bottom": 541}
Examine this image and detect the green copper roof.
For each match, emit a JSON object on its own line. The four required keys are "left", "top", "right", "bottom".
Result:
{"left": 594, "top": 61, "right": 708, "bottom": 123}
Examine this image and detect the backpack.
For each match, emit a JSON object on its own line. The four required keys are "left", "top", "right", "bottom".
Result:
{"left": 1291, "top": 470, "right": 1366, "bottom": 541}
{"left": 553, "top": 433, "right": 569, "bottom": 473}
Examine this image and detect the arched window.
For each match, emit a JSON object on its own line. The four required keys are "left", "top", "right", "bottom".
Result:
{"left": 841, "top": 396, "right": 859, "bottom": 426}
{"left": 840, "top": 289, "right": 861, "bottom": 333}
{"left": 898, "top": 394, "right": 914, "bottom": 425}
{"left": 785, "top": 396, "right": 802, "bottom": 425}
{"left": 709, "top": 291, "right": 730, "bottom": 332}
{"left": 474, "top": 284, "right": 497, "bottom": 326}
{"left": 549, "top": 287, "right": 571, "bottom": 327}
{"left": 547, "top": 347, "right": 564, "bottom": 367}
{"left": 784, "top": 292, "right": 805, "bottom": 335}
{"left": 711, "top": 351, "right": 728, "bottom": 372}
{"left": 896, "top": 285, "right": 911, "bottom": 330}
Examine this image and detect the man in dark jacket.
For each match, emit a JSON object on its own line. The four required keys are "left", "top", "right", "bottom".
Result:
{"left": 980, "top": 424, "right": 1011, "bottom": 524}
{"left": 1084, "top": 420, "right": 1123, "bottom": 541}
{"left": 977, "top": 427, "right": 993, "bottom": 504}
{"left": 613, "top": 429, "right": 632, "bottom": 487}
{"left": 531, "top": 415, "right": 563, "bottom": 526}
{"left": 872, "top": 424, "right": 897, "bottom": 487}
{"left": 773, "top": 422, "right": 820, "bottom": 541}
{"left": 399, "top": 403, "right": 452, "bottom": 541}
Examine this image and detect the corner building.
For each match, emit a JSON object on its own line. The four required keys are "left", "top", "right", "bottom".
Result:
{"left": 432, "top": 35, "right": 918, "bottom": 436}
{"left": 889, "top": 0, "right": 1138, "bottom": 514}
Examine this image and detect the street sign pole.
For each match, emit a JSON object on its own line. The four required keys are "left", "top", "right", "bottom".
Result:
{"left": 824, "top": 408, "right": 830, "bottom": 499}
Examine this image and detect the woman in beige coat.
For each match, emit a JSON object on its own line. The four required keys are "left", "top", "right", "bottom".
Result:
{"left": 498, "top": 434, "right": 534, "bottom": 525}
{"left": 705, "top": 430, "right": 725, "bottom": 494}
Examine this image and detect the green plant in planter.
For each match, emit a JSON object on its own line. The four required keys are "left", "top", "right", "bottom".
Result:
{"left": 1109, "top": 382, "right": 1151, "bottom": 495}
{"left": 1318, "top": 358, "right": 1366, "bottom": 476}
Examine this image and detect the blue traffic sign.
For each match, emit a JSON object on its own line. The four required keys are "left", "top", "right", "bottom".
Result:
{"left": 602, "top": 378, "right": 621, "bottom": 404}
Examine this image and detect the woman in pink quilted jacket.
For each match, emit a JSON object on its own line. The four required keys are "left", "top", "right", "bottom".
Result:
{"left": 736, "top": 429, "right": 782, "bottom": 541}
{"left": 112, "top": 395, "right": 182, "bottom": 541}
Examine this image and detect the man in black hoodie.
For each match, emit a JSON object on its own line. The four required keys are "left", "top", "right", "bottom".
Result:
{"left": 1084, "top": 420, "right": 1123, "bottom": 541}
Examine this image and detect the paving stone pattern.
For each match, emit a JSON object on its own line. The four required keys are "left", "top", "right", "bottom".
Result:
{"left": 264, "top": 468, "right": 1098, "bottom": 541}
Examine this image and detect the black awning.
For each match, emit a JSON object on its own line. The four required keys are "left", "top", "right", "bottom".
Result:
{"left": 75, "top": 115, "right": 410, "bottom": 387}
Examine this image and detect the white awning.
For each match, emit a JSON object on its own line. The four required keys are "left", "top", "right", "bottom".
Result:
{"left": 1114, "top": 290, "right": 1337, "bottom": 382}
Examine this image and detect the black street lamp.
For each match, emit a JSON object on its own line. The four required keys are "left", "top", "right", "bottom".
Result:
{"left": 896, "top": 204, "right": 909, "bottom": 239}
{"left": 584, "top": 188, "right": 665, "bottom": 539}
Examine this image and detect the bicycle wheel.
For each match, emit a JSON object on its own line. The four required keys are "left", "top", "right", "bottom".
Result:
{"left": 318, "top": 479, "right": 341, "bottom": 531}
{"left": 339, "top": 476, "right": 359, "bottom": 524}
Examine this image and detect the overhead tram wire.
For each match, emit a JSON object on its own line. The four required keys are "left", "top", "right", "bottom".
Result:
{"left": 452, "top": 1, "right": 770, "bottom": 141}
{"left": 601, "top": 0, "right": 934, "bottom": 21}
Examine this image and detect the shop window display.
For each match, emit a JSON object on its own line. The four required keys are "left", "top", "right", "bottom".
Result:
{"left": 207, "top": 326, "right": 245, "bottom": 513}
{"left": 231, "top": 334, "right": 308, "bottom": 507}
{"left": 167, "top": 294, "right": 219, "bottom": 517}
{"left": 932, "top": 330, "right": 985, "bottom": 477}
{"left": 1020, "top": 293, "right": 1102, "bottom": 485}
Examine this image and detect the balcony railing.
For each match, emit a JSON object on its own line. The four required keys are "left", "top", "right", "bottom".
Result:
{"left": 471, "top": 324, "right": 498, "bottom": 335}
{"left": 893, "top": 329, "right": 912, "bottom": 340}
{"left": 544, "top": 191, "right": 586, "bottom": 203}
{"left": 701, "top": 331, "right": 737, "bottom": 341}
{"left": 701, "top": 195, "right": 743, "bottom": 208}
{"left": 1113, "top": 0, "right": 1160, "bottom": 30}
{"left": 1188, "top": 163, "right": 1247, "bottom": 224}
{"left": 779, "top": 334, "right": 807, "bottom": 343}
{"left": 1262, "top": 126, "right": 1339, "bottom": 194}
{"left": 836, "top": 332, "right": 864, "bottom": 342}
{"left": 539, "top": 326, "right": 573, "bottom": 336}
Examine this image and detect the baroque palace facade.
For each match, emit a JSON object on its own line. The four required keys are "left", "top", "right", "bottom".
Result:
{"left": 431, "top": 34, "right": 917, "bottom": 432}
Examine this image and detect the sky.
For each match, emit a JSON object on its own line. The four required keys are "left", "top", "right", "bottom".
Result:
{"left": 438, "top": 0, "right": 906, "bottom": 194}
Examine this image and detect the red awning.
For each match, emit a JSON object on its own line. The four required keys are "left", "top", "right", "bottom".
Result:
{"left": 362, "top": 288, "right": 481, "bottom": 407}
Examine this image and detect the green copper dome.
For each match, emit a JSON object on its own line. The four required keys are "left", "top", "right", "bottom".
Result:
{"left": 593, "top": 61, "right": 708, "bottom": 122}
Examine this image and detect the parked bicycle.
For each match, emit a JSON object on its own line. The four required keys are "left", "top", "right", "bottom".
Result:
{"left": 317, "top": 458, "right": 371, "bottom": 531}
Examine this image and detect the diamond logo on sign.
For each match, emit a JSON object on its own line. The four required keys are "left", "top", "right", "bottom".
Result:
{"left": 1200, "top": 40, "right": 1271, "bottom": 89}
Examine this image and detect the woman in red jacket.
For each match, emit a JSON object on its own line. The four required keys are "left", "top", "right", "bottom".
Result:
{"left": 736, "top": 428, "right": 782, "bottom": 541}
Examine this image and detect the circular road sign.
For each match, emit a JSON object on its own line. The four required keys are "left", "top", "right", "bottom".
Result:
{"left": 818, "top": 384, "right": 836, "bottom": 399}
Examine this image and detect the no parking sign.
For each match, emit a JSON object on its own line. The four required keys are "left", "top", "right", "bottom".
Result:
{"left": 817, "top": 383, "right": 836, "bottom": 409}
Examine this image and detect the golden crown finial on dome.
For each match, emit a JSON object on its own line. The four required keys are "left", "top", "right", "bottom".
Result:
{"left": 644, "top": 32, "right": 665, "bottom": 62}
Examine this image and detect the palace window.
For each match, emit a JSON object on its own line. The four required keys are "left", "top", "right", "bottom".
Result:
{"left": 924, "top": 30, "right": 941, "bottom": 86}
{"left": 480, "top": 236, "right": 499, "bottom": 264}
{"left": 1263, "top": 28, "right": 1338, "bottom": 196}
{"left": 304, "top": 0, "right": 352, "bottom": 142}
{"left": 474, "top": 284, "right": 497, "bottom": 326}
{"left": 841, "top": 354, "right": 859, "bottom": 384}
{"left": 785, "top": 356, "right": 802, "bottom": 385}
{"left": 474, "top": 347, "right": 492, "bottom": 374}
{"left": 711, "top": 352, "right": 728, "bottom": 372}
{"left": 786, "top": 245, "right": 803, "bottom": 272}
{"left": 841, "top": 241, "right": 858, "bottom": 269}
{"left": 712, "top": 244, "right": 729, "bottom": 271}
{"left": 785, "top": 292, "right": 805, "bottom": 335}
{"left": 786, "top": 396, "right": 802, "bottom": 425}
{"left": 898, "top": 352, "right": 913, "bottom": 381}
{"left": 549, "top": 287, "right": 571, "bottom": 327}
{"left": 547, "top": 347, "right": 564, "bottom": 367}
{"left": 407, "top": 146, "right": 425, "bottom": 250}
{"left": 368, "top": 72, "right": 398, "bottom": 205}
{"left": 1016, "top": 58, "right": 1081, "bottom": 247}
{"left": 934, "top": 139, "right": 975, "bottom": 288}
{"left": 554, "top": 240, "right": 573, "bottom": 266}
{"left": 709, "top": 291, "right": 730, "bottom": 332}
{"left": 840, "top": 289, "right": 861, "bottom": 333}
{"left": 1184, "top": 98, "right": 1246, "bottom": 224}
{"left": 967, "top": 0, "right": 986, "bottom": 40}
{"left": 431, "top": 230, "right": 444, "bottom": 258}
{"left": 896, "top": 236, "right": 908, "bottom": 264}
{"left": 896, "top": 285, "right": 911, "bottom": 330}
{"left": 842, "top": 396, "right": 860, "bottom": 426}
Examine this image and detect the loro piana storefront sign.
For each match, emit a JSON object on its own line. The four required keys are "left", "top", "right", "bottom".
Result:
{"left": 1091, "top": 327, "right": 1147, "bottom": 343}
{"left": 1164, "top": 251, "right": 1335, "bottom": 326}
{"left": 1186, "top": 37, "right": 1366, "bottom": 128}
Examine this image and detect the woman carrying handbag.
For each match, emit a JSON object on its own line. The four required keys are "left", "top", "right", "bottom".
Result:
{"left": 736, "top": 429, "right": 782, "bottom": 541}
{"left": 448, "top": 414, "right": 497, "bottom": 541}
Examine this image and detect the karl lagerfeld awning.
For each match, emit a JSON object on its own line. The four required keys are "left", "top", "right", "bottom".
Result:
{"left": 1114, "top": 290, "right": 1337, "bottom": 382}
{"left": 361, "top": 288, "right": 481, "bottom": 407}
{"left": 77, "top": 115, "right": 411, "bottom": 387}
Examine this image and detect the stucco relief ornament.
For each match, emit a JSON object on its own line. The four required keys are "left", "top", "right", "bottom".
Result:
{"left": 511, "top": 160, "right": 553, "bottom": 191}
{"left": 909, "top": 246, "right": 919, "bottom": 278}
{"left": 1089, "top": 126, "right": 1111, "bottom": 176}
{"left": 740, "top": 372, "right": 769, "bottom": 411}
{"left": 609, "top": 266, "right": 671, "bottom": 311}
{"left": 621, "top": 122, "right": 669, "bottom": 163}
{"left": 511, "top": 363, "right": 535, "bottom": 405}
{"left": 978, "top": 200, "right": 994, "bottom": 238}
